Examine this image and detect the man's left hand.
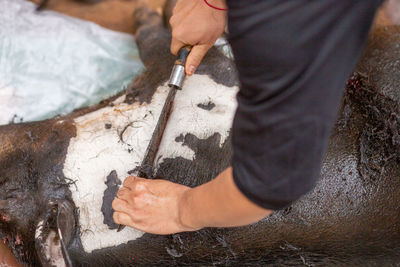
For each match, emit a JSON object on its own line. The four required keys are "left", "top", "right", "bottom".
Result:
{"left": 112, "top": 176, "right": 199, "bottom": 234}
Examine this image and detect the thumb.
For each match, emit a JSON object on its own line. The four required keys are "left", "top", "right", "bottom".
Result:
{"left": 185, "top": 44, "right": 211, "bottom": 76}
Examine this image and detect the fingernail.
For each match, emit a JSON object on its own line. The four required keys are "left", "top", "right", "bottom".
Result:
{"left": 188, "top": 65, "right": 196, "bottom": 76}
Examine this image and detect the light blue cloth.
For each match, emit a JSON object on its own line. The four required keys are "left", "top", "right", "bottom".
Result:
{"left": 0, "top": 0, "right": 144, "bottom": 125}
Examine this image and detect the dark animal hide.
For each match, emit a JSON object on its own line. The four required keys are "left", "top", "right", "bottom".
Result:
{"left": 0, "top": 2, "right": 399, "bottom": 266}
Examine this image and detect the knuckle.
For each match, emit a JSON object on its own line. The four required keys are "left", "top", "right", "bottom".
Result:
{"left": 132, "top": 206, "right": 141, "bottom": 214}
{"left": 192, "top": 54, "right": 202, "bottom": 62}
{"left": 169, "top": 16, "right": 176, "bottom": 26}
{"left": 190, "top": 57, "right": 202, "bottom": 66}
{"left": 127, "top": 212, "right": 135, "bottom": 221}
{"left": 133, "top": 181, "right": 147, "bottom": 191}
{"left": 117, "top": 188, "right": 126, "bottom": 196}
{"left": 132, "top": 195, "right": 144, "bottom": 206}
{"left": 123, "top": 176, "right": 135, "bottom": 186}
{"left": 131, "top": 217, "right": 143, "bottom": 225}
{"left": 172, "top": 28, "right": 184, "bottom": 40}
{"left": 132, "top": 207, "right": 144, "bottom": 218}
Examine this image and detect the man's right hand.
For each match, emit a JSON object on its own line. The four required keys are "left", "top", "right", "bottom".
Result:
{"left": 170, "top": 0, "right": 227, "bottom": 76}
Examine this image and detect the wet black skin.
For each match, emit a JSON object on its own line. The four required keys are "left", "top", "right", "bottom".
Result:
{"left": 0, "top": 2, "right": 399, "bottom": 266}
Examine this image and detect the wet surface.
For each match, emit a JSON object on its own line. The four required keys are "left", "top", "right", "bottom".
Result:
{"left": 0, "top": 119, "right": 77, "bottom": 265}
{"left": 67, "top": 6, "right": 400, "bottom": 265}
{"left": 68, "top": 14, "right": 400, "bottom": 266}
{"left": 0, "top": 1, "right": 399, "bottom": 266}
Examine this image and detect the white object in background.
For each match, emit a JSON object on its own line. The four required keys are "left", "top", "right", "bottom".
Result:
{"left": 0, "top": 0, "right": 144, "bottom": 125}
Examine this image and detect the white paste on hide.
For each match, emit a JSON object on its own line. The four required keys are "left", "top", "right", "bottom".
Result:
{"left": 63, "top": 74, "right": 238, "bottom": 253}
{"left": 63, "top": 86, "right": 170, "bottom": 252}
{"left": 155, "top": 74, "right": 238, "bottom": 168}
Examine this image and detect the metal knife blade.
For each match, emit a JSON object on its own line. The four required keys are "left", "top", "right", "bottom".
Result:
{"left": 117, "top": 46, "right": 191, "bottom": 232}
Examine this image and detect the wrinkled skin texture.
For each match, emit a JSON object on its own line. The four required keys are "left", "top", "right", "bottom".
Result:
{"left": 0, "top": 1, "right": 400, "bottom": 266}
{"left": 113, "top": 176, "right": 196, "bottom": 234}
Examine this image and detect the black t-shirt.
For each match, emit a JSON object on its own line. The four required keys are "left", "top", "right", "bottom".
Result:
{"left": 226, "top": 0, "right": 382, "bottom": 210}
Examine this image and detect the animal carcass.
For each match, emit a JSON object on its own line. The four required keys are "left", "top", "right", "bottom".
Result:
{"left": 0, "top": 3, "right": 399, "bottom": 266}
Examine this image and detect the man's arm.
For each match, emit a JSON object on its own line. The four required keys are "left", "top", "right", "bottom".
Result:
{"left": 112, "top": 0, "right": 273, "bottom": 235}
{"left": 179, "top": 167, "right": 273, "bottom": 229}
{"left": 113, "top": 0, "right": 382, "bottom": 234}
{"left": 112, "top": 168, "right": 272, "bottom": 234}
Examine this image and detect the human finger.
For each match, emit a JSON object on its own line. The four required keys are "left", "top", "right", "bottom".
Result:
{"left": 116, "top": 187, "right": 130, "bottom": 200}
{"left": 112, "top": 198, "right": 131, "bottom": 214}
{"left": 185, "top": 44, "right": 211, "bottom": 75}
{"left": 122, "top": 176, "right": 137, "bottom": 189}
{"left": 113, "top": 211, "right": 132, "bottom": 226}
{"left": 170, "top": 37, "right": 186, "bottom": 56}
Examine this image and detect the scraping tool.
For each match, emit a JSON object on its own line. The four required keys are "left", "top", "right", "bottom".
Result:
{"left": 117, "top": 46, "right": 191, "bottom": 232}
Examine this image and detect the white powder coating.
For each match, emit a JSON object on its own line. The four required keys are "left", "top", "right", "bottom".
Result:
{"left": 155, "top": 75, "right": 238, "bottom": 167}
{"left": 63, "top": 86, "right": 169, "bottom": 252}
{"left": 63, "top": 74, "right": 238, "bottom": 253}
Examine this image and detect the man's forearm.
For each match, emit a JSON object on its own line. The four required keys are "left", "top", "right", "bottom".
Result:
{"left": 113, "top": 0, "right": 270, "bottom": 235}
{"left": 179, "top": 167, "right": 273, "bottom": 230}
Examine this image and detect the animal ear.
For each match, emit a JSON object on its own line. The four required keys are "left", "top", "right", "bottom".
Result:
{"left": 34, "top": 200, "right": 76, "bottom": 267}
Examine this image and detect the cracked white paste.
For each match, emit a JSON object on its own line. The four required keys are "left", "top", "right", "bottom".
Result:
{"left": 155, "top": 74, "right": 238, "bottom": 168}
{"left": 63, "top": 74, "right": 238, "bottom": 252}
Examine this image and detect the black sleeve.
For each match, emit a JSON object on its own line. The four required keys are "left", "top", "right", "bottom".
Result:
{"left": 226, "top": 0, "right": 382, "bottom": 210}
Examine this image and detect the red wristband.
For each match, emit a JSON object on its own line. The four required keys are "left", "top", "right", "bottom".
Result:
{"left": 204, "top": 0, "right": 228, "bottom": 11}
